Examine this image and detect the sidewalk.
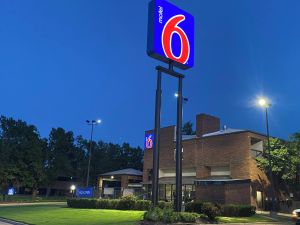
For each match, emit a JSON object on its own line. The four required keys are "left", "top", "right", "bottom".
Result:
{"left": 0, "top": 201, "right": 66, "bottom": 207}
{"left": 257, "top": 210, "right": 292, "bottom": 218}
{"left": 255, "top": 211, "right": 294, "bottom": 225}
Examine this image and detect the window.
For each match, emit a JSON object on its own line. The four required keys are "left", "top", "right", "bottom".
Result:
{"left": 210, "top": 166, "right": 230, "bottom": 176}
{"left": 251, "top": 138, "right": 264, "bottom": 158}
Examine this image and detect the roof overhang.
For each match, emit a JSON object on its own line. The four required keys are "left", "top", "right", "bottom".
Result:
{"left": 195, "top": 179, "right": 251, "bottom": 185}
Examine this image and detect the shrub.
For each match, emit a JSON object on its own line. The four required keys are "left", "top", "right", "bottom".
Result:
{"left": 238, "top": 205, "right": 256, "bottom": 217}
{"left": 185, "top": 201, "right": 203, "bottom": 213}
{"left": 144, "top": 207, "right": 200, "bottom": 223}
{"left": 144, "top": 207, "right": 163, "bottom": 222}
{"left": 185, "top": 201, "right": 256, "bottom": 219}
{"left": 134, "top": 200, "right": 151, "bottom": 210}
{"left": 221, "top": 204, "right": 256, "bottom": 217}
{"left": 201, "top": 202, "right": 220, "bottom": 221}
{"left": 222, "top": 204, "right": 238, "bottom": 217}
{"left": 98, "top": 199, "right": 109, "bottom": 209}
{"left": 67, "top": 199, "right": 97, "bottom": 209}
{"left": 162, "top": 208, "right": 178, "bottom": 223}
{"left": 90, "top": 199, "right": 99, "bottom": 208}
{"left": 67, "top": 198, "right": 151, "bottom": 211}
{"left": 185, "top": 201, "right": 220, "bottom": 221}
{"left": 117, "top": 195, "right": 136, "bottom": 210}
{"left": 157, "top": 200, "right": 173, "bottom": 209}
{"left": 178, "top": 212, "right": 199, "bottom": 222}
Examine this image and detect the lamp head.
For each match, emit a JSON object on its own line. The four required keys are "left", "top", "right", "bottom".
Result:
{"left": 258, "top": 98, "right": 267, "bottom": 107}
{"left": 257, "top": 97, "right": 271, "bottom": 108}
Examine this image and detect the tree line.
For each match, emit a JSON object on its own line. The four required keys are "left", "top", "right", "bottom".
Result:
{"left": 1, "top": 115, "right": 299, "bottom": 197}
{"left": 0, "top": 116, "right": 143, "bottom": 196}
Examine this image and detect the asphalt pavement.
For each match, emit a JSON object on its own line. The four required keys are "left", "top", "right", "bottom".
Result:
{"left": 0, "top": 222, "right": 11, "bottom": 225}
{"left": 0, "top": 218, "right": 26, "bottom": 225}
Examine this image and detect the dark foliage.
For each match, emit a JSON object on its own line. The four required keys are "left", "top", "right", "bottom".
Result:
{"left": 0, "top": 116, "right": 144, "bottom": 195}
{"left": 144, "top": 207, "right": 200, "bottom": 223}
{"left": 67, "top": 196, "right": 151, "bottom": 211}
{"left": 186, "top": 202, "right": 256, "bottom": 218}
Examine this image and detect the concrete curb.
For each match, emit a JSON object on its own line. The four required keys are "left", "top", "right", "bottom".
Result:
{"left": 140, "top": 222, "right": 293, "bottom": 225}
{"left": 0, "top": 218, "right": 28, "bottom": 225}
{"left": 215, "top": 223, "right": 291, "bottom": 225}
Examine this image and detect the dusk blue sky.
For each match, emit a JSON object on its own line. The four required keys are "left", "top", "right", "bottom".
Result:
{"left": 1, "top": 0, "right": 299, "bottom": 147}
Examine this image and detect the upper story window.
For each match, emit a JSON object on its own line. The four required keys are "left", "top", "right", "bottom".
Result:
{"left": 251, "top": 137, "right": 264, "bottom": 158}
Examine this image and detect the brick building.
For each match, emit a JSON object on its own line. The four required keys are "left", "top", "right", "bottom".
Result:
{"left": 143, "top": 113, "right": 271, "bottom": 208}
{"left": 98, "top": 168, "right": 143, "bottom": 198}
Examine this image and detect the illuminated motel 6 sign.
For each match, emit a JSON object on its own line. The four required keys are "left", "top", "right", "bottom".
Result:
{"left": 145, "top": 134, "right": 154, "bottom": 149}
{"left": 147, "top": 0, "right": 194, "bottom": 70}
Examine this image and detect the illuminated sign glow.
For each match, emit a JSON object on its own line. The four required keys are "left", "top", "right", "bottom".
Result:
{"left": 8, "top": 188, "right": 15, "bottom": 196}
{"left": 147, "top": 0, "right": 194, "bottom": 70}
{"left": 145, "top": 134, "right": 154, "bottom": 149}
{"left": 76, "top": 187, "right": 93, "bottom": 198}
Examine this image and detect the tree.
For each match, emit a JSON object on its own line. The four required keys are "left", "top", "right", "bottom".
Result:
{"left": 182, "top": 121, "right": 196, "bottom": 135}
{"left": 45, "top": 128, "right": 86, "bottom": 194}
{"left": 0, "top": 116, "right": 46, "bottom": 197}
{"left": 287, "top": 133, "right": 300, "bottom": 187}
{"left": 256, "top": 137, "right": 298, "bottom": 186}
{"left": 89, "top": 141, "right": 144, "bottom": 186}
{"left": 0, "top": 116, "right": 144, "bottom": 194}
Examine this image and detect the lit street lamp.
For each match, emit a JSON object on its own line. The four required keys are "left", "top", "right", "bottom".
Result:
{"left": 70, "top": 185, "right": 76, "bottom": 198}
{"left": 86, "top": 119, "right": 101, "bottom": 187}
{"left": 174, "top": 93, "right": 188, "bottom": 102}
{"left": 257, "top": 97, "right": 275, "bottom": 215}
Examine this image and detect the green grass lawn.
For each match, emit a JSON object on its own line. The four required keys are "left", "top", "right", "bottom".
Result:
{"left": 0, "top": 205, "right": 144, "bottom": 225}
{"left": 217, "top": 214, "right": 277, "bottom": 223}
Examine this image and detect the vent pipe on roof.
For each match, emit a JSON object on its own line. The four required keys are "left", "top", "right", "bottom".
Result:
{"left": 223, "top": 125, "right": 227, "bottom": 130}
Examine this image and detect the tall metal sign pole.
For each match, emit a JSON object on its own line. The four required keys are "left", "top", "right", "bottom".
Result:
{"left": 152, "top": 70, "right": 161, "bottom": 206}
{"left": 147, "top": 0, "right": 194, "bottom": 211}
{"left": 175, "top": 73, "right": 183, "bottom": 211}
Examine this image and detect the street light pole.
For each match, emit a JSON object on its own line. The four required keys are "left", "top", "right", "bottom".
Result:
{"left": 257, "top": 98, "right": 275, "bottom": 215}
{"left": 265, "top": 106, "right": 275, "bottom": 214}
{"left": 86, "top": 119, "right": 101, "bottom": 187}
{"left": 152, "top": 70, "right": 162, "bottom": 207}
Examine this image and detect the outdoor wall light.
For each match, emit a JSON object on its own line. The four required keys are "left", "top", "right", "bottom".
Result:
{"left": 70, "top": 185, "right": 76, "bottom": 191}
{"left": 111, "top": 176, "right": 114, "bottom": 179}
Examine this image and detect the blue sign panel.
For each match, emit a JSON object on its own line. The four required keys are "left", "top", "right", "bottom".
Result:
{"left": 76, "top": 187, "right": 93, "bottom": 198}
{"left": 145, "top": 133, "right": 154, "bottom": 149}
{"left": 7, "top": 187, "right": 15, "bottom": 196}
{"left": 147, "top": 0, "right": 194, "bottom": 70}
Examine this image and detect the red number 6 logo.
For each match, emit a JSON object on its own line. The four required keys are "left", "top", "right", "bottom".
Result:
{"left": 162, "top": 15, "right": 190, "bottom": 64}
